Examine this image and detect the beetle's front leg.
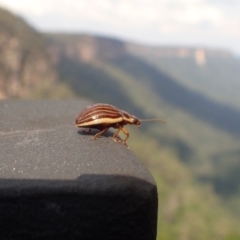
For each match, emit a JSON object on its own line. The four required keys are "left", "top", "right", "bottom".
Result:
{"left": 121, "top": 127, "right": 129, "bottom": 148}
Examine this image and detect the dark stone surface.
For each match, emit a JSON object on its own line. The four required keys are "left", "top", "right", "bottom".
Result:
{"left": 0, "top": 100, "right": 158, "bottom": 240}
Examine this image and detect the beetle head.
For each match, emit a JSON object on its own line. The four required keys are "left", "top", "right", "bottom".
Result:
{"left": 122, "top": 111, "right": 141, "bottom": 127}
{"left": 131, "top": 116, "right": 141, "bottom": 127}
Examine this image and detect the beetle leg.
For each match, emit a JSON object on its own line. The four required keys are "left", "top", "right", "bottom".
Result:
{"left": 113, "top": 128, "right": 122, "bottom": 143}
{"left": 121, "top": 127, "right": 129, "bottom": 148}
{"left": 93, "top": 127, "right": 108, "bottom": 140}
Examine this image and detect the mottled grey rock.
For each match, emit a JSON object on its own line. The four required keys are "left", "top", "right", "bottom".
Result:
{"left": 0, "top": 100, "right": 158, "bottom": 240}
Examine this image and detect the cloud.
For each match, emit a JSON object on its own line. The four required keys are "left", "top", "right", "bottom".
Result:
{"left": 0, "top": 0, "right": 239, "bottom": 53}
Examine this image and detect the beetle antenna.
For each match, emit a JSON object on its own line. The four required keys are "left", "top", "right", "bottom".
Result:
{"left": 140, "top": 118, "right": 166, "bottom": 123}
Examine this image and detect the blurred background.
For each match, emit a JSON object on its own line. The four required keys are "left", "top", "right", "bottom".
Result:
{"left": 0, "top": 1, "right": 240, "bottom": 239}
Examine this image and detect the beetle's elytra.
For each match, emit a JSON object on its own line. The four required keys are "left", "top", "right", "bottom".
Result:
{"left": 75, "top": 103, "right": 165, "bottom": 148}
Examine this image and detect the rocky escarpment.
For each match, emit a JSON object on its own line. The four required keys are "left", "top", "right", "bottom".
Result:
{"left": 0, "top": 8, "right": 57, "bottom": 99}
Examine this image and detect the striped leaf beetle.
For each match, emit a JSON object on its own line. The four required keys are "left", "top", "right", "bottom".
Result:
{"left": 76, "top": 103, "right": 165, "bottom": 148}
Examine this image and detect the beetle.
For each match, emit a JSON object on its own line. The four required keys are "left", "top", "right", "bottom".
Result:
{"left": 75, "top": 103, "right": 165, "bottom": 148}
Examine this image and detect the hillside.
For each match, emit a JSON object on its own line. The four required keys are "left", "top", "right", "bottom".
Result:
{"left": 127, "top": 43, "right": 240, "bottom": 111}
{"left": 0, "top": 8, "right": 73, "bottom": 99}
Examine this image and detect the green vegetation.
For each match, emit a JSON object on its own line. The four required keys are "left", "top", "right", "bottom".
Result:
{"left": 129, "top": 130, "right": 240, "bottom": 240}
{"left": 27, "top": 81, "right": 76, "bottom": 99}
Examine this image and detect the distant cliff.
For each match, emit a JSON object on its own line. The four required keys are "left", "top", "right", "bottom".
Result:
{"left": 45, "top": 33, "right": 127, "bottom": 64}
{"left": 45, "top": 33, "right": 233, "bottom": 68}
{"left": 0, "top": 8, "right": 57, "bottom": 99}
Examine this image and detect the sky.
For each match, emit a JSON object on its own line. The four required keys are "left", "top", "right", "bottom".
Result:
{"left": 0, "top": 0, "right": 240, "bottom": 55}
